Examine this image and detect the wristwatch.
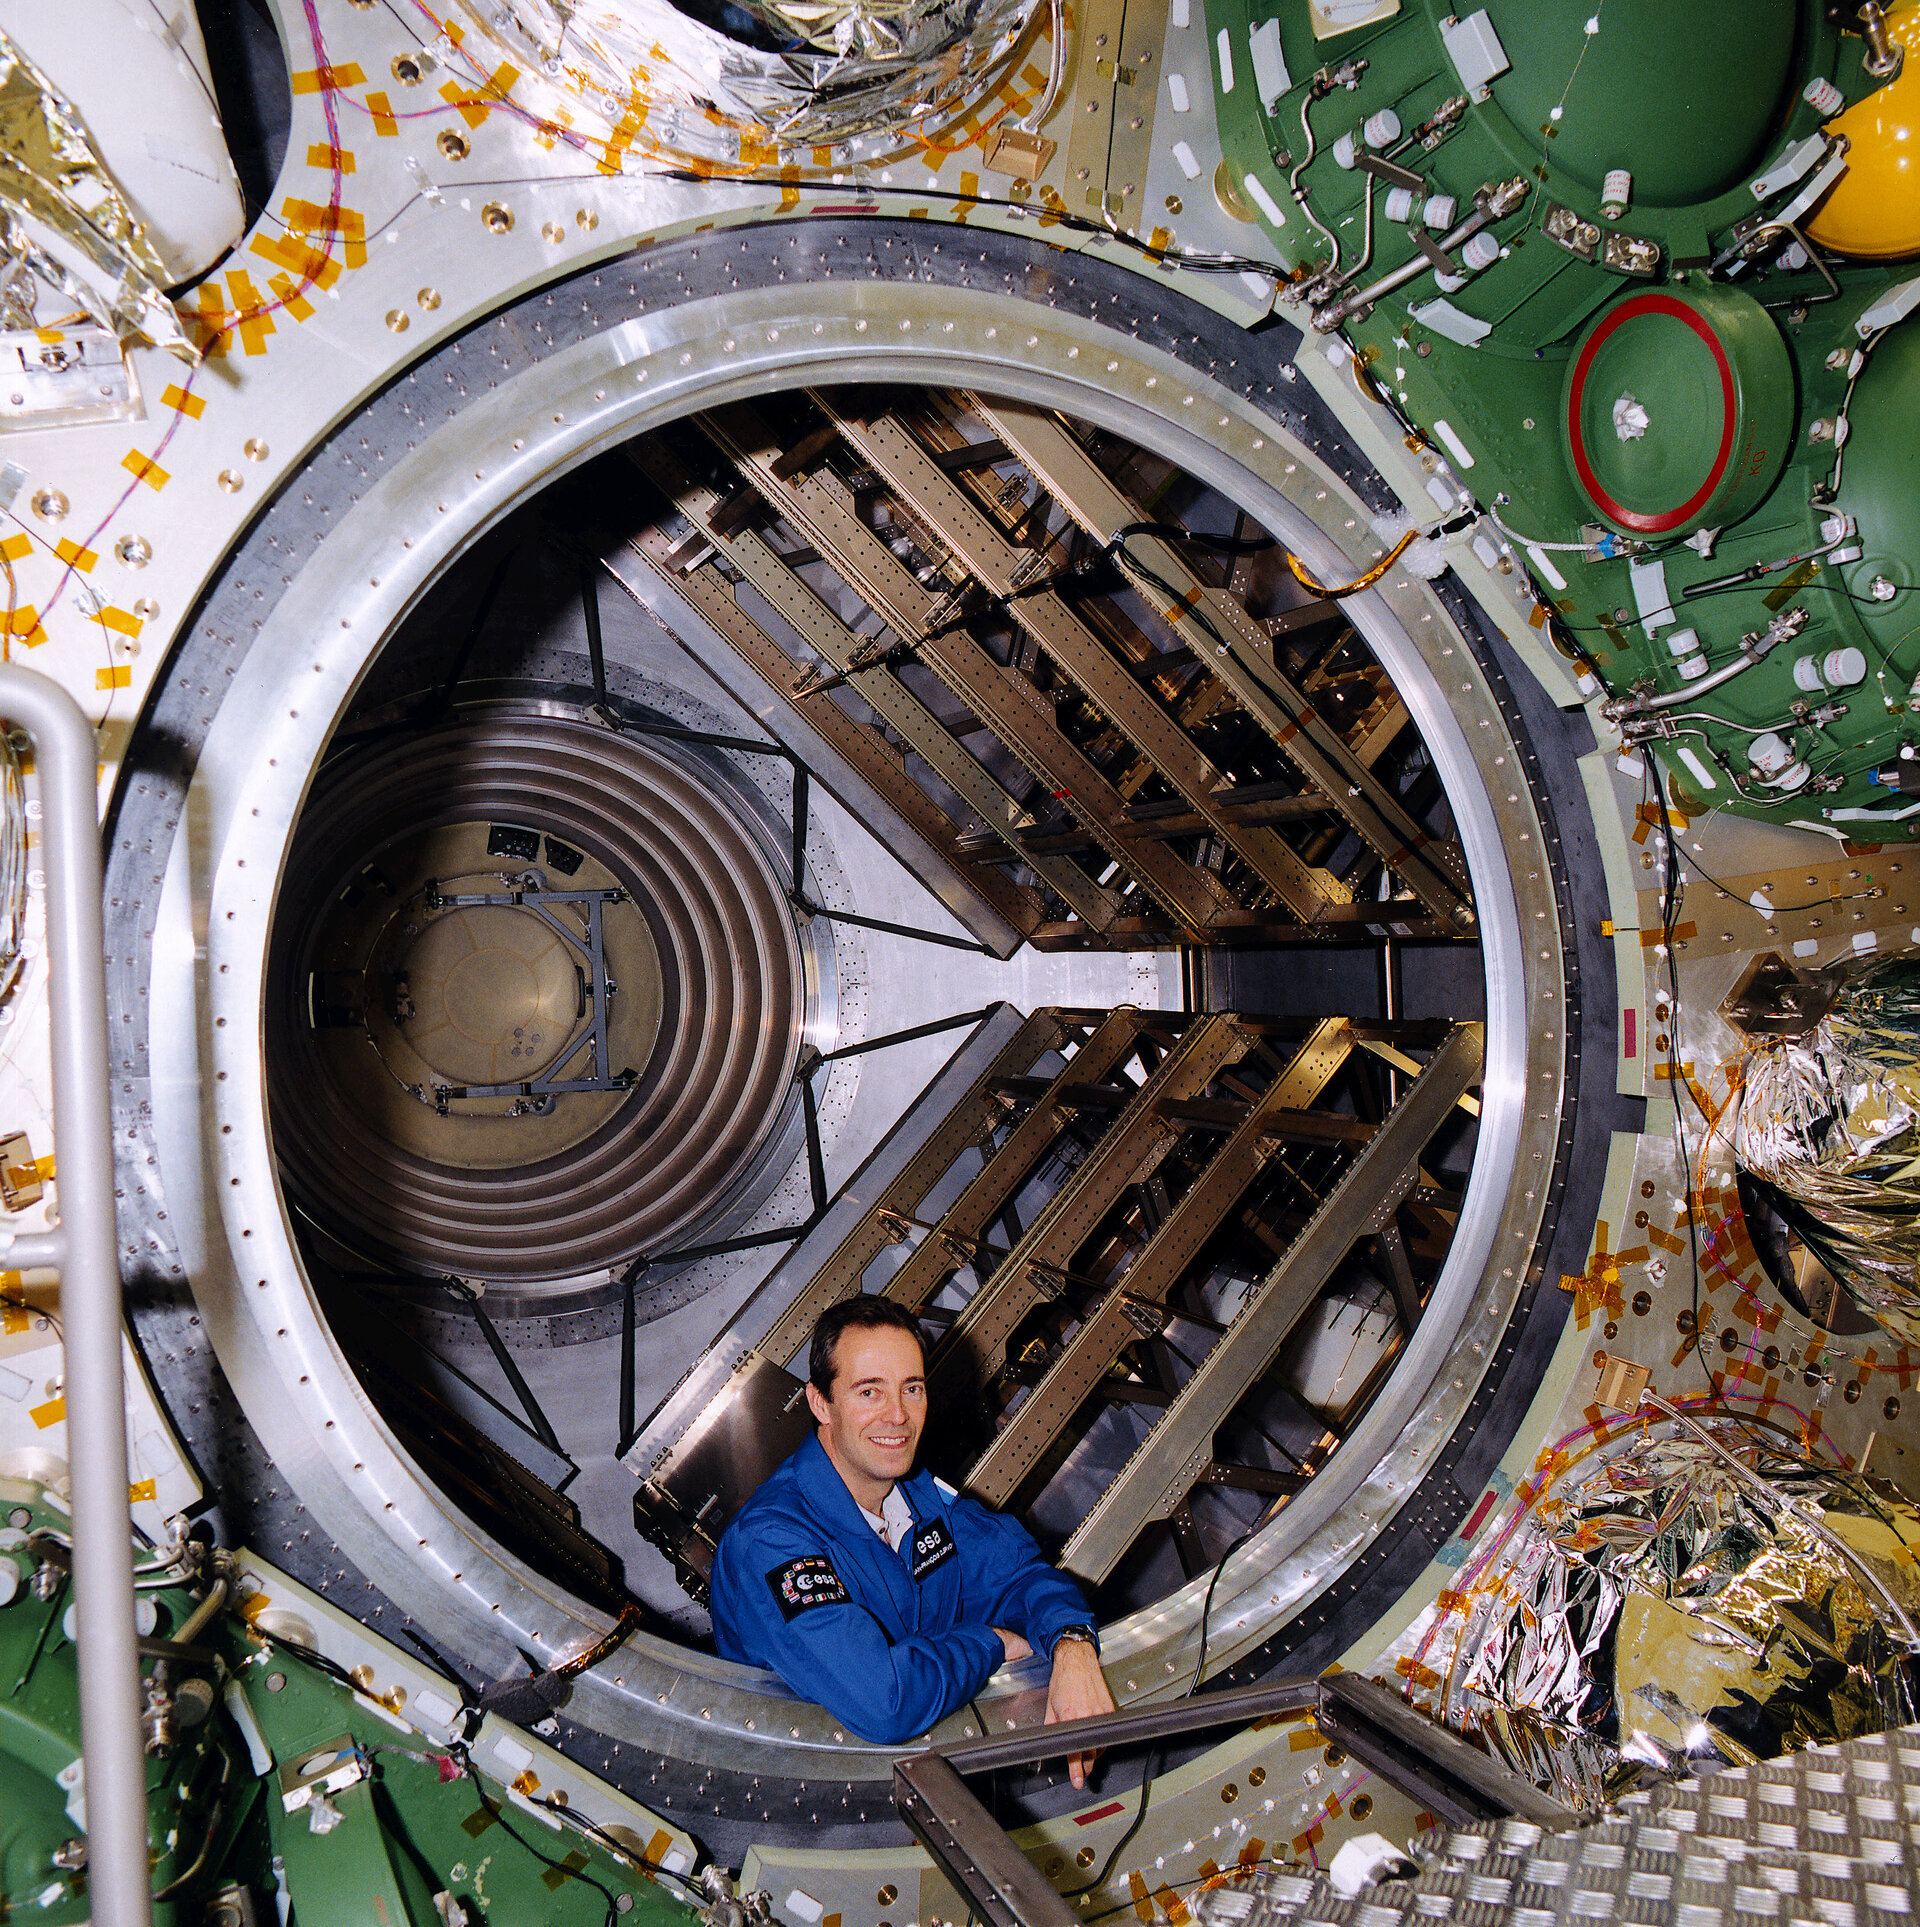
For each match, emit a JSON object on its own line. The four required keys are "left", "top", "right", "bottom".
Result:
{"left": 1050, "top": 1624, "right": 1100, "bottom": 1655}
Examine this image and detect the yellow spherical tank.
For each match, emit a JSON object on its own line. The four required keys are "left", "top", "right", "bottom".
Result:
{"left": 1806, "top": 4, "right": 1920, "bottom": 258}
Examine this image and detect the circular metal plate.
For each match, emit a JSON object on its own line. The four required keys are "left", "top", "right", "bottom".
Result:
{"left": 1565, "top": 286, "right": 1792, "bottom": 535}
{"left": 268, "top": 701, "right": 809, "bottom": 1297}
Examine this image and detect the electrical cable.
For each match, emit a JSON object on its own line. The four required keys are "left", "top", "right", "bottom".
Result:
{"left": 273, "top": 1628, "right": 703, "bottom": 1910}
{"left": 1022, "top": 0, "right": 1066, "bottom": 131}
{"left": 1282, "top": 530, "right": 1417, "bottom": 600}
{"left": 1108, "top": 541, "right": 1242, "bottom": 657}
{"left": 1642, "top": 767, "right": 1904, "bottom": 1548}
{"left": 266, "top": 1634, "right": 365, "bottom": 1696}
{"left": 651, "top": 169, "right": 1292, "bottom": 281}
{"left": 1644, "top": 764, "right": 1727, "bottom": 1440}
{"left": 1548, "top": 568, "right": 1914, "bottom": 642}
{"left": 1485, "top": 502, "right": 1591, "bottom": 555}
{"left": 1673, "top": 844, "right": 1881, "bottom": 919}
{"left": 1108, "top": 520, "right": 1278, "bottom": 559}
{"left": 529, "top": 1794, "right": 710, "bottom": 1900}
{"left": 1063, "top": 1525, "right": 1252, "bottom": 1906}
{"left": 449, "top": 1739, "right": 623, "bottom": 1927}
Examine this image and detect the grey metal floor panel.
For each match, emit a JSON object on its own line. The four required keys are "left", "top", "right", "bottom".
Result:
{"left": 1200, "top": 1725, "right": 1920, "bottom": 1927}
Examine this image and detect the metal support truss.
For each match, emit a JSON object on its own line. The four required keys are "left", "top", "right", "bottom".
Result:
{"left": 625, "top": 1003, "right": 1482, "bottom": 1610}
{"left": 961, "top": 1019, "right": 1354, "bottom": 1508}
{"left": 614, "top": 388, "right": 1473, "bottom": 952}
{"left": 1063, "top": 1021, "right": 1484, "bottom": 1582}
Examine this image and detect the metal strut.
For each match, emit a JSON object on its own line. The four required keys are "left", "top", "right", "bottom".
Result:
{"left": 894, "top": 1674, "right": 1573, "bottom": 1927}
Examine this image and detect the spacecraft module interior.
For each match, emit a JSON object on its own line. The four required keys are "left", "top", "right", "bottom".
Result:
{"left": 5, "top": 1, "right": 1920, "bottom": 1924}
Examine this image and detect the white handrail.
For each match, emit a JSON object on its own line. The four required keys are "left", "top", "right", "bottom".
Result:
{"left": 0, "top": 666, "right": 148, "bottom": 1927}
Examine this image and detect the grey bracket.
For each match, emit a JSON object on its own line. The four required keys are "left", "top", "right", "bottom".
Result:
{"left": 422, "top": 877, "right": 633, "bottom": 1104}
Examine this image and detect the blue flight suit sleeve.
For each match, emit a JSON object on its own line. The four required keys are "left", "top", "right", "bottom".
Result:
{"left": 710, "top": 1506, "right": 1005, "bottom": 1746}
{"left": 946, "top": 1487, "right": 1097, "bottom": 1658}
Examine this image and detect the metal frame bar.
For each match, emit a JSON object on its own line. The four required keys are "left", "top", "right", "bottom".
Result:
{"left": 702, "top": 403, "right": 1219, "bottom": 937}
{"left": 665, "top": 393, "right": 1474, "bottom": 952}
{"left": 350, "top": 1313, "right": 577, "bottom": 1490}
{"left": 0, "top": 667, "right": 149, "bottom": 1927}
{"left": 620, "top": 447, "right": 1069, "bottom": 946}
{"left": 894, "top": 1751, "right": 1083, "bottom": 1927}
{"left": 617, "top": 1256, "right": 644, "bottom": 1457}
{"left": 821, "top": 399, "right": 1349, "bottom": 927}
{"left": 621, "top": 1006, "right": 1032, "bottom": 1475}
{"left": 894, "top": 1681, "right": 1320, "bottom": 1927}
{"left": 928, "top": 1015, "right": 1251, "bottom": 1399}
{"left": 878, "top": 1008, "right": 1156, "bottom": 1316}
{"left": 894, "top": 1673, "right": 1570, "bottom": 1927}
{"left": 963, "top": 1019, "right": 1356, "bottom": 1507}
{"left": 972, "top": 397, "right": 1475, "bottom": 930}
{"left": 753, "top": 1008, "right": 1082, "bottom": 1369}
{"left": 807, "top": 1005, "right": 996, "bottom": 1068}
{"left": 442, "top": 1279, "right": 566, "bottom": 1456}
{"left": 1063, "top": 1023, "right": 1484, "bottom": 1582}
{"left": 581, "top": 556, "right": 622, "bottom": 731}
{"left": 780, "top": 695, "right": 997, "bottom": 955}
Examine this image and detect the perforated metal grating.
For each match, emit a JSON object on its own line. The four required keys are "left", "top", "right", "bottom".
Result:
{"left": 1198, "top": 1726, "right": 1920, "bottom": 1927}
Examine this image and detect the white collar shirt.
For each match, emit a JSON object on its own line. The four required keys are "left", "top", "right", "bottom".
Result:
{"left": 858, "top": 1483, "right": 915, "bottom": 1552}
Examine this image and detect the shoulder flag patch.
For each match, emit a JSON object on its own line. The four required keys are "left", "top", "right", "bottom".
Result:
{"left": 767, "top": 1553, "right": 850, "bottom": 1621}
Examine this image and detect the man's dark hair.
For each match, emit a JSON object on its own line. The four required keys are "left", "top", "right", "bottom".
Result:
{"left": 809, "top": 1296, "right": 926, "bottom": 1397}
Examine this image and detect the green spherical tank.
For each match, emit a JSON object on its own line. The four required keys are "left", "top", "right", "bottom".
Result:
{"left": 1479, "top": 0, "right": 1802, "bottom": 207}
{"left": 1561, "top": 284, "right": 1796, "bottom": 536}
{"left": 1834, "top": 316, "right": 1920, "bottom": 661}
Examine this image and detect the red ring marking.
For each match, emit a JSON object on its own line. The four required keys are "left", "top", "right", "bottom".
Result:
{"left": 1566, "top": 293, "right": 1738, "bottom": 534}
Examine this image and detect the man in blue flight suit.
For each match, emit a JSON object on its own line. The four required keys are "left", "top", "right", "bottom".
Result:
{"left": 710, "top": 1296, "right": 1116, "bottom": 1781}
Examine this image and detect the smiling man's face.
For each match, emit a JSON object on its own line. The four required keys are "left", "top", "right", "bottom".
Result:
{"left": 806, "top": 1323, "right": 927, "bottom": 1513}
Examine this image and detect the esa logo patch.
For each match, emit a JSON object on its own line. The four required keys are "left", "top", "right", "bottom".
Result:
{"left": 910, "top": 1518, "right": 957, "bottom": 1581}
{"left": 767, "top": 1554, "right": 850, "bottom": 1621}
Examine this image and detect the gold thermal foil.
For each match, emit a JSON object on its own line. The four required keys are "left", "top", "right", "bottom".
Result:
{"left": 447, "top": 0, "right": 1043, "bottom": 162}
{"left": 1381, "top": 1425, "right": 1920, "bottom": 1810}
{"left": 0, "top": 29, "right": 192, "bottom": 359}
{"left": 1735, "top": 950, "right": 1920, "bottom": 1346}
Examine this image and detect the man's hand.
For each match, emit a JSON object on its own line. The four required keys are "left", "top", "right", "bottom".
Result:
{"left": 996, "top": 1626, "right": 1033, "bottom": 1663}
{"left": 1044, "top": 1639, "right": 1116, "bottom": 1790}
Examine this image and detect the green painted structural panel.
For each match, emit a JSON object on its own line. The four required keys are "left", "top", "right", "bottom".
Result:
{"left": 0, "top": 1483, "right": 700, "bottom": 1926}
{"left": 1216, "top": 0, "right": 1920, "bottom": 834}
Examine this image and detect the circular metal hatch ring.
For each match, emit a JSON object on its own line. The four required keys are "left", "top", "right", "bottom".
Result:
{"left": 269, "top": 699, "right": 812, "bottom": 1304}
{"left": 126, "top": 223, "right": 1577, "bottom": 1802}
